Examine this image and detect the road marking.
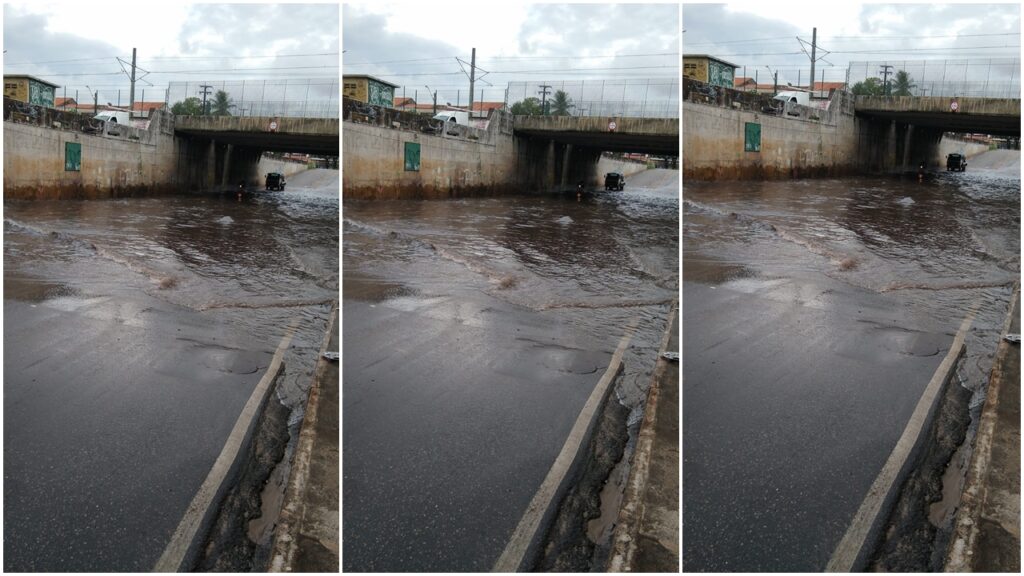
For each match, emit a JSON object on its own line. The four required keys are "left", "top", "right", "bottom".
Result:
{"left": 153, "top": 320, "right": 299, "bottom": 572}
{"left": 826, "top": 303, "right": 979, "bottom": 572}
{"left": 492, "top": 320, "right": 639, "bottom": 572}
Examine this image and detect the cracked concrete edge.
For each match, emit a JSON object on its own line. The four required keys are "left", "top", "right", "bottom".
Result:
{"left": 606, "top": 299, "right": 678, "bottom": 573}
{"left": 944, "top": 281, "right": 1020, "bottom": 572}
{"left": 492, "top": 321, "right": 637, "bottom": 572}
{"left": 153, "top": 321, "right": 297, "bottom": 572}
{"left": 827, "top": 304, "right": 977, "bottom": 572}
{"left": 268, "top": 301, "right": 338, "bottom": 573}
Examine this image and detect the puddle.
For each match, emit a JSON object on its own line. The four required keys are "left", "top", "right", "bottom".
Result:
{"left": 3, "top": 276, "right": 80, "bottom": 303}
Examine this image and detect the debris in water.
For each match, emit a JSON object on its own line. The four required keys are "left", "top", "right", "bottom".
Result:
{"left": 322, "top": 351, "right": 339, "bottom": 361}
{"left": 896, "top": 197, "right": 915, "bottom": 207}
{"left": 1004, "top": 333, "right": 1020, "bottom": 344}
{"left": 661, "top": 351, "right": 679, "bottom": 362}
{"left": 556, "top": 216, "right": 573, "bottom": 225}
{"left": 216, "top": 216, "right": 234, "bottom": 225}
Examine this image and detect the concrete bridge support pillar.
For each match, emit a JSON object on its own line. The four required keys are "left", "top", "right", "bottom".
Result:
{"left": 221, "top": 143, "right": 234, "bottom": 186}
{"left": 902, "top": 124, "right": 914, "bottom": 171}
{"left": 560, "top": 144, "right": 573, "bottom": 188}
{"left": 886, "top": 120, "right": 898, "bottom": 172}
{"left": 546, "top": 140, "right": 557, "bottom": 190}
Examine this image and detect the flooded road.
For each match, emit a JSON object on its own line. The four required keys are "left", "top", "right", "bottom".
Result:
{"left": 342, "top": 169, "right": 678, "bottom": 571}
{"left": 3, "top": 169, "right": 338, "bottom": 571}
{"left": 682, "top": 150, "right": 1020, "bottom": 571}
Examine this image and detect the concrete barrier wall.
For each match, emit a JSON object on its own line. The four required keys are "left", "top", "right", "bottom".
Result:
{"left": 596, "top": 157, "right": 649, "bottom": 179}
{"left": 342, "top": 116, "right": 517, "bottom": 199}
{"left": 4, "top": 112, "right": 179, "bottom": 199}
{"left": 683, "top": 101, "right": 861, "bottom": 180}
{"left": 936, "top": 137, "right": 990, "bottom": 164}
{"left": 258, "top": 157, "right": 310, "bottom": 179}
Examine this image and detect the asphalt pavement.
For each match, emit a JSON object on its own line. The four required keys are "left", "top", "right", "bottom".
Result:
{"left": 2, "top": 286, "right": 280, "bottom": 571}
{"left": 341, "top": 287, "right": 621, "bottom": 572}
{"left": 682, "top": 275, "right": 955, "bottom": 571}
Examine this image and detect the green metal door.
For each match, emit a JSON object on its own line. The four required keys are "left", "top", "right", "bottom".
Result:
{"left": 65, "top": 142, "right": 81, "bottom": 171}
{"left": 404, "top": 142, "right": 420, "bottom": 171}
{"left": 744, "top": 122, "right": 761, "bottom": 152}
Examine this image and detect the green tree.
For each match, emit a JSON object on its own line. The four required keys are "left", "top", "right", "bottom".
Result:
{"left": 171, "top": 97, "right": 203, "bottom": 116}
{"left": 851, "top": 77, "right": 885, "bottom": 96}
{"left": 211, "top": 90, "right": 233, "bottom": 116}
{"left": 510, "top": 97, "right": 543, "bottom": 116}
{"left": 892, "top": 70, "right": 917, "bottom": 96}
{"left": 549, "top": 90, "right": 575, "bottom": 116}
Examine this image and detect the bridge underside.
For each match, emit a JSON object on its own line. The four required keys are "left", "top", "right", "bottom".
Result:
{"left": 855, "top": 110, "right": 1020, "bottom": 137}
{"left": 173, "top": 128, "right": 338, "bottom": 156}
{"left": 512, "top": 128, "right": 678, "bottom": 156}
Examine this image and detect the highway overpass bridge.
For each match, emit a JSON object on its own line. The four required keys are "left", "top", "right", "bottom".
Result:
{"left": 854, "top": 96, "right": 1020, "bottom": 137}
{"left": 173, "top": 115, "right": 339, "bottom": 190}
{"left": 512, "top": 115, "right": 678, "bottom": 190}
{"left": 850, "top": 95, "right": 1019, "bottom": 171}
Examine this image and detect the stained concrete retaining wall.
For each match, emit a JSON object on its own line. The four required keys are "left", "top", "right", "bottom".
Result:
{"left": 342, "top": 113, "right": 517, "bottom": 199}
{"left": 4, "top": 111, "right": 180, "bottom": 199}
{"left": 596, "top": 157, "right": 650, "bottom": 179}
{"left": 683, "top": 100, "right": 862, "bottom": 180}
{"left": 257, "top": 157, "right": 310, "bottom": 179}
{"left": 936, "top": 138, "right": 990, "bottom": 164}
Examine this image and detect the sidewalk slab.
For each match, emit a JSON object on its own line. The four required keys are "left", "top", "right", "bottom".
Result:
{"left": 269, "top": 304, "right": 339, "bottom": 572}
{"left": 945, "top": 285, "right": 1020, "bottom": 572}
{"left": 607, "top": 302, "right": 679, "bottom": 572}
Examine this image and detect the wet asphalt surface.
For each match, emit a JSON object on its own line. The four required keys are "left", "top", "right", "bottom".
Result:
{"left": 682, "top": 154, "right": 1020, "bottom": 571}
{"left": 342, "top": 172, "right": 678, "bottom": 571}
{"left": 3, "top": 173, "right": 337, "bottom": 571}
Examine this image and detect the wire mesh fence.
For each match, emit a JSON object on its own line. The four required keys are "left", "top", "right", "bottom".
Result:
{"left": 845, "top": 58, "right": 1021, "bottom": 98}
{"left": 504, "top": 78, "right": 679, "bottom": 118}
{"left": 164, "top": 79, "right": 339, "bottom": 118}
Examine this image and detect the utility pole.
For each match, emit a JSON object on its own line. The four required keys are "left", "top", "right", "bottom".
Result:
{"left": 199, "top": 84, "right": 213, "bottom": 115}
{"left": 879, "top": 64, "right": 894, "bottom": 96}
{"left": 538, "top": 84, "right": 552, "bottom": 115}
{"left": 809, "top": 28, "right": 816, "bottom": 95}
{"left": 468, "top": 47, "right": 476, "bottom": 117}
{"left": 129, "top": 47, "right": 136, "bottom": 117}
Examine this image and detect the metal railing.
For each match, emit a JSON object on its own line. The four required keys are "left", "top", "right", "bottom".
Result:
{"left": 164, "top": 79, "right": 339, "bottom": 118}
{"left": 504, "top": 78, "right": 679, "bottom": 118}
{"left": 846, "top": 58, "right": 1021, "bottom": 99}
{"left": 5, "top": 96, "right": 108, "bottom": 135}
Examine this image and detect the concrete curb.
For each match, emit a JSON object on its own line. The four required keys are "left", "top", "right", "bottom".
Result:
{"left": 268, "top": 301, "right": 338, "bottom": 572}
{"left": 153, "top": 320, "right": 298, "bottom": 572}
{"left": 492, "top": 320, "right": 637, "bottom": 572}
{"left": 606, "top": 299, "right": 678, "bottom": 572}
{"left": 826, "top": 306, "right": 977, "bottom": 572}
{"left": 945, "top": 281, "right": 1020, "bottom": 571}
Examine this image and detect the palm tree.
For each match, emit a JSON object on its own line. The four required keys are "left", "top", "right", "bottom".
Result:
{"left": 549, "top": 90, "right": 575, "bottom": 116}
{"left": 211, "top": 90, "right": 234, "bottom": 116}
{"left": 892, "top": 70, "right": 917, "bottom": 97}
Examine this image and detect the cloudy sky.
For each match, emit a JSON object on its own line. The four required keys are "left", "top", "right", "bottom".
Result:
{"left": 3, "top": 3, "right": 338, "bottom": 107}
{"left": 684, "top": 3, "right": 1020, "bottom": 90}
{"left": 343, "top": 3, "right": 680, "bottom": 112}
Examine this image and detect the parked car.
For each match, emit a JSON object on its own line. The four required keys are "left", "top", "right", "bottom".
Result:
{"left": 604, "top": 172, "right": 625, "bottom": 191}
{"left": 265, "top": 172, "right": 286, "bottom": 191}
{"left": 946, "top": 153, "right": 967, "bottom": 172}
